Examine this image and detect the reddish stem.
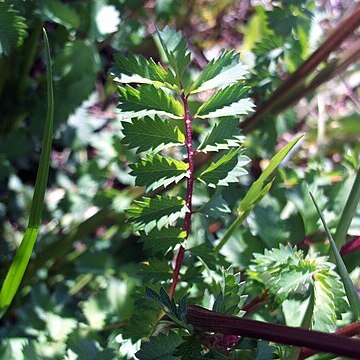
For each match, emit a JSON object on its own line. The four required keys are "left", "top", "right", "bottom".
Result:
{"left": 299, "top": 322, "right": 360, "bottom": 359}
{"left": 169, "top": 93, "right": 194, "bottom": 298}
{"left": 187, "top": 305, "right": 360, "bottom": 358}
{"left": 340, "top": 236, "right": 360, "bottom": 256}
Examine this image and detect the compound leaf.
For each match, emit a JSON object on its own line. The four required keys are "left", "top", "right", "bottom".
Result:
{"left": 191, "top": 50, "right": 248, "bottom": 93}
{"left": 198, "top": 149, "right": 249, "bottom": 188}
{"left": 130, "top": 154, "right": 189, "bottom": 191}
{"left": 195, "top": 83, "right": 255, "bottom": 119}
{"left": 126, "top": 196, "right": 188, "bottom": 233}
{"left": 121, "top": 116, "right": 185, "bottom": 154}
{"left": 117, "top": 85, "right": 184, "bottom": 119}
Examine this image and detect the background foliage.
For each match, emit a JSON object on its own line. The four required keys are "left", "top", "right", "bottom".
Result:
{"left": 0, "top": 0, "right": 360, "bottom": 359}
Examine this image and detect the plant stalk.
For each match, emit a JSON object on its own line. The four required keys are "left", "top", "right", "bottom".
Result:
{"left": 169, "top": 93, "right": 195, "bottom": 298}
{"left": 187, "top": 305, "right": 360, "bottom": 358}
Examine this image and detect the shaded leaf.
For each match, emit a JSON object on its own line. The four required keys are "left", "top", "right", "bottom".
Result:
{"left": 140, "top": 228, "right": 186, "bottom": 254}
{"left": 136, "top": 332, "right": 182, "bottom": 360}
{"left": 0, "top": 4, "right": 27, "bottom": 56}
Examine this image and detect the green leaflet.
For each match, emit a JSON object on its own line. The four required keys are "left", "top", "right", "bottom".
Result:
{"left": 140, "top": 228, "right": 187, "bottom": 254}
{"left": 190, "top": 50, "right": 248, "bottom": 94}
{"left": 313, "top": 272, "right": 337, "bottom": 332}
{"left": 198, "top": 149, "right": 249, "bottom": 188}
{"left": 212, "top": 270, "right": 247, "bottom": 316}
{"left": 195, "top": 83, "right": 255, "bottom": 119}
{"left": 0, "top": 3, "right": 28, "bottom": 56}
{"left": 157, "top": 26, "right": 191, "bottom": 81}
{"left": 248, "top": 245, "right": 347, "bottom": 332}
{"left": 141, "top": 258, "right": 173, "bottom": 283}
{"left": 126, "top": 195, "right": 188, "bottom": 234}
{"left": 130, "top": 154, "right": 189, "bottom": 192}
{"left": 112, "top": 53, "right": 178, "bottom": 90}
{"left": 0, "top": 29, "right": 53, "bottom": 317}
{"left": 121, "top": 116, "right": 185, "bottom": 154}
{"left": 117, "top": 84, "right": 184, "bottom": 119}
{"left": 198, "top": 118, "right": 244, "bottom": 153}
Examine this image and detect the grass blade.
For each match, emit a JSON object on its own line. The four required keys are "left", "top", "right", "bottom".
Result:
{"left": 309, "top": 191, "right": 360, "bottom": 321}
{"left": 334, "top": 168, "right": 360, "bottom": 248}
{"left": 0, "top": 29, "right": 54, "bottom": 318}
{"left": 215, "top": 134, "right": 304, "bottom": 252}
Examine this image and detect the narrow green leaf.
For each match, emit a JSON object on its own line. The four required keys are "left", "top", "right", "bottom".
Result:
{"left": 126, "top": 195, "right": 188, "bottom": 234}
{"left": 117, "top": 84, "right": 184, "bottom": 119}
{"left": 190, "top": 50, "right": 248, "bottom": 93}
{"left": 121, "top": 116, "right": 185, "bottom": 154}
{"left": 309, "top": 191, "right": 360, "bottom": 321}
{"left": 333, "top": 168, "right": 360, "bottom": 247}
{"left": 239, "top": 133, "right": 304, "bottom": 212}
{"left": 130, "top": 154, "right": 189, "bottom": 192}
{"left": 195, "top": 83, "right": 255, "bottom": 119}
{"left": 111, "top": 53, "right": 177, "bottom": 90}
{"left": 0, "top": 29, "right": 54, "bottom": 317}
{"left": 0, "top": 4, "right": 28, "bottom": 56}
{"left": 198, "top": 118, "right": 244, "bottom": 153}
{"left": 157, "top": 26, "right": 191, "bottom": 81}
{"left": 198, "top": 149, "right": 249, "bottom": 188}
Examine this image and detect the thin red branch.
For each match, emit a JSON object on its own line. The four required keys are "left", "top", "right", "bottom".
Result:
{"left": 242, "top": 292, "right": 268, "bottom": 314}
{"left": 340, "top": 236, "right": 360, "bottom": 256}
{"left": 187, "top": 305, "right": 360, "bottom": 358}
{"left": 169, "top": 93, "right": 195, "bottom": 298}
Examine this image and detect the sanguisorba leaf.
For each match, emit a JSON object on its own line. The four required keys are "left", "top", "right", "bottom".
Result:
{"left": 129, "top": 154, "right": 189, "bottom": 191}
{"left": 195, "top": 83, "right": 255, "bottom": 119}
{"left": 0, "top": 3, "right": 27, "bottom": 56}
{"left": 0, "top": 29, "right": 53, "bottom": 318}
{"left": 111, "top": 53, "right": 178, "bottom": 90}
{"left": 126, "top": 195, "right": 189, "bottom": 234}
{"left": 157, "top": 26, "right": 191, "bottom": 80}
{"left": 121, "top": 116, "right": 185, "bottom": 154}
{"left": 190, "top": 50, "right": 248, "bottom": 94}
{"left": 198, "top": 118, "right": 244, "bottom": 153}
{"left": 140, "top": 227, "right": 187, "bottom": 254}
{"left": 117, "top": 84, "right": 184, "bottom": 120}
{"left": 198, "top": 149, "right": 249, "bottom": 188}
